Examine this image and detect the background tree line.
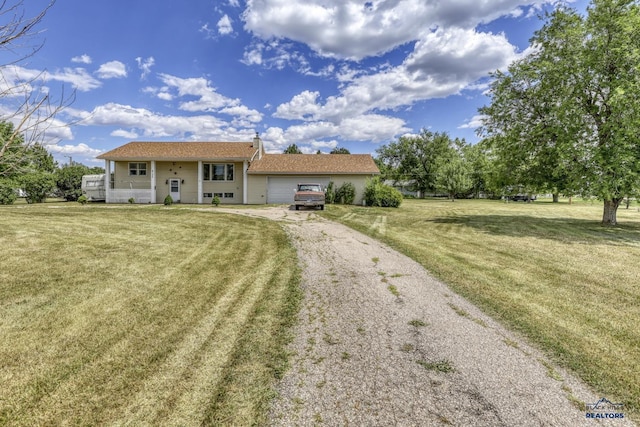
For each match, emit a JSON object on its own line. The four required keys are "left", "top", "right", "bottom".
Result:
{"left": 375, "top": 130, "right": 491, "bottom": 201}
{"left": 0, "top": 121, "right": 103, "bottom": 204}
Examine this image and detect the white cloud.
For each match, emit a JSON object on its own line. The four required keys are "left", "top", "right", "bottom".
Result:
{"left": 95, "top": 61, "right": 127, "bottom": 79}
{"left": 459, "top": 114, "right": 486, "bottom": 130}
{"left": 157, "top": 91, "right": 173, "bottom": 101}
{"left": 217, "top": 14, "right": 233, "bottom": 35}
{"left": 135, "top": 56, "right": 155, "bottom": 80}
{"left": 111, "top": 129, "right": 139, "bottom": 139}
{"left": 242, "top": 0, "right": 545, "bottom": 60}
{"left": 49, "top": 68, "right": 103, "bottom": 91}
{"left": 241, "top": 40, "right": 310, "bottom": 72}
{"left": 71, "top": 54, "right": 92, "bottom": 64}
{"left": 0, "top": 65, "right": 102, "bottom": 92}
{"left": 155, "top": 73, "right": 263, "bottom": 122}
{"left": 274, "top": 90, "right": 323, "bottom": 121}
{"left": 46, "top": 142, "right": 103, "bottom": 157}
{"left": 242, "top": 45, "right": 263, "bottom": 66}
{"left": 274, "top": 28, "right": 517, "bottom": 124}
{"left": 228, "top": 0, "right": 240, "bottom": 7}
{"left": 68, "top": 102, "right": 260, "bottom": 143}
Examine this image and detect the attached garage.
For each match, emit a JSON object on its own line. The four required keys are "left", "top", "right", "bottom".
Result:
{"left": 247, "top": 153, "right": 380, "bottom": 205}
{"left": 266, "top": 176, "right": 330, "bottom": 204}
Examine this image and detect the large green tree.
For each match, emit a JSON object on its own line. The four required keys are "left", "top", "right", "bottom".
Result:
{"left": 435, "top": 156, "right": 472, "bottom": 201}
{"left": 376, "top": 130, "right": 458, "bottom": 197}
{"left": 480, "top": 0, "right": 640, "bottom": 225}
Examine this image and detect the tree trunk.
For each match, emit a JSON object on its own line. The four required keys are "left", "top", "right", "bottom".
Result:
{"left": 552, "top": 193, "right": 559, "bottom": 203}
{"left": 602, "top": 198, "right": 623, "bottom": 226}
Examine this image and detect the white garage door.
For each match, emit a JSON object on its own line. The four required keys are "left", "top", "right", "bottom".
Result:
{"left": 267, "top": 176, "right": 330, "bottom": 204}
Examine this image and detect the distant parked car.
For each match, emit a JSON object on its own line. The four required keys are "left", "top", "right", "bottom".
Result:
{"left": 508, "top": 194, "right": 536, "bottom": 202}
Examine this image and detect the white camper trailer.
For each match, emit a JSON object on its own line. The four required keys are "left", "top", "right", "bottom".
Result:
{"left": 81, "top": 174, "right": 106, "bottom": 201}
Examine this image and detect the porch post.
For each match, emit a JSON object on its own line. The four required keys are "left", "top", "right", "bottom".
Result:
{"left": 104, "top": 160, "right": 111, "bottom": 203}
{"left": 150, "top": 160, "right": 156, "bottom": 203}
{"left": 243, "top": 160, "right": 248, "bottom": 204}
{"left": 197, "top": 161, "right": 203, "bottom": 204}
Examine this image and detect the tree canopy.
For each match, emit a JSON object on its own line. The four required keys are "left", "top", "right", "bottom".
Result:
{"left": 376, "top": 130, "right": 468, "bottom": 198}
{"left": 283, "top": 144, "right": 303, "bottom": 154}
{"left": 330, "top": 147, "right": 351, "bottom": 154}
{"left": 479, "top": 0, "right": 640, "bottom": 225}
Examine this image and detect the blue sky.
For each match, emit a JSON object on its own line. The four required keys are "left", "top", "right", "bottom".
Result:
{"left": 1, "top": 0, "right": 587, "bottom": 166}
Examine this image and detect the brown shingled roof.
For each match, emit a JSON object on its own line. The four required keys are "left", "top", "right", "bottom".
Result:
{"left": 248, "top": 154, "right": 380, "bottom": 175}
{"left": 97, "top": 141, "right": 258, "bottom": 161}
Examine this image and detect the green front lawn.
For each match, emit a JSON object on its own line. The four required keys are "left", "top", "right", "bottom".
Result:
{"left": 322, "top": 198, "right": 640, "bottom": 419}
{"left": 0, "top": 204, "right": 301, "bottom": 426}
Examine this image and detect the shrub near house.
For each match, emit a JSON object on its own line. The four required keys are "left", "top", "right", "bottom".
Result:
{"left": 364, "top": 177, "right": 403, "bottom": 207}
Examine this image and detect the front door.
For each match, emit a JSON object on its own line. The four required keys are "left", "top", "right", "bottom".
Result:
{"left": 169, "top": 179, "right": 181, "bottom": 202}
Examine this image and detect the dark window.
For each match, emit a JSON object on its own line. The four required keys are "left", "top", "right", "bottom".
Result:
{"left": 129, "top": 162, "right": 147, "bottom": 176}
{"left": 203, "top": 163, "right": 234, "bottom": 181}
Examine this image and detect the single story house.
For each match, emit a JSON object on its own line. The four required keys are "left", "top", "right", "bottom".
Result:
{"left": 96, "top": 135, "right": 380, "bottom": 205}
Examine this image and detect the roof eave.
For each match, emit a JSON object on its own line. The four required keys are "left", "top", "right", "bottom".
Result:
{"left": 96, "top": 156, "right": 253, "bottom": 162}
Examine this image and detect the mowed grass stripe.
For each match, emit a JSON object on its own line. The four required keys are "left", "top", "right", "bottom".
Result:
{"left": 118, "top": 254, "right": 282, "bottom": 425}
{"left": 0, "top": 205, "right": 300, "bottom": 426}
{"left": 322, "top": 199, "right": 640, "bottom": 419}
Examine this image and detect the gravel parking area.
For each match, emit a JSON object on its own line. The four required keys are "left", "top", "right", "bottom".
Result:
{"left": 220, "top": 207, "right": 634, "bottom": 426}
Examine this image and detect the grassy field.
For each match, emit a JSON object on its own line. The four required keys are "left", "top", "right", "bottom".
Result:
{"left": 0, "top": 204, "right": 301, "bottom": 426}
{"left": 322, "top": 198, "right": 640, "bottom": 419}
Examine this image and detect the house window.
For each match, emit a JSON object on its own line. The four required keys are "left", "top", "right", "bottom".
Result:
{"left": 224, "top": 192, "right": 234, "bottom": 198}
{"left": 203, "top": 192, "right": 213, "bottom": 198}
{"left": 203, "top": 163, "right": 234, "bottom": 181}
{"left": 129, "top": 162, "right": 147, "bottom": 176}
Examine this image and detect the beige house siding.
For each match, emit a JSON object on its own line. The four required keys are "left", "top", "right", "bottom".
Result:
{"left": 329, "top": 175, "right": 372, "bottom": 205}
{"left": 245, "top": 174, "right": 374, "bottom": 205}
{"left": 247, "top": 175, "right": 267, "bottom": 204}
{"left": 114, "top": 161, "right": 151, "bottom": 190}
{"left": 112, "top": 160, "right": 245, "bottom": 204}
{"left": 154, "top": 161, "right": 197, "bottom": 203}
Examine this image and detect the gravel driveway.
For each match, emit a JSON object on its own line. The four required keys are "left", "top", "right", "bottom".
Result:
{"left": 220, "top": 207, "right": 633, "bottom": 426}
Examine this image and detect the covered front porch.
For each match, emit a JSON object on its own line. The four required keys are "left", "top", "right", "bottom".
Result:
{"left": 104, "top": 159, "right": 250, "bottom": 204}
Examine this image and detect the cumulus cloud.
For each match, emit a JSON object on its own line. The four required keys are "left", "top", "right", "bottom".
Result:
{"left": 155, "top": 73, "right": 263, "bottom": 123}
{"left": 273, "top": 27, "right": 517, "bottom": 132}
{"left": 242, "top": 0, "right": 542, "bottom": 60}
{"left": 46, "top": 142, "right": 103, "bottom": 157}
{"left": 71, "top": 54, "right": 92, "bottom": 64}
{"left": 0, "top": 65, "right": 101, "bottom": 92}
{"left": 95, "top": 61, "right": 127, "bottom": 79}
{"left": 404, "top": 28, "right": 518, "bottom": 84}
{"left": 111, "top": 129, "right": 139, "bottom": 139}
{"left": 68, "top": 102, "right": 261, "bottom": 143}
{"left": 217, "top": 14, "right": 234, "bottom": 35}
{"left": 243, "top": 0, "right": 535, "bottom": 151}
